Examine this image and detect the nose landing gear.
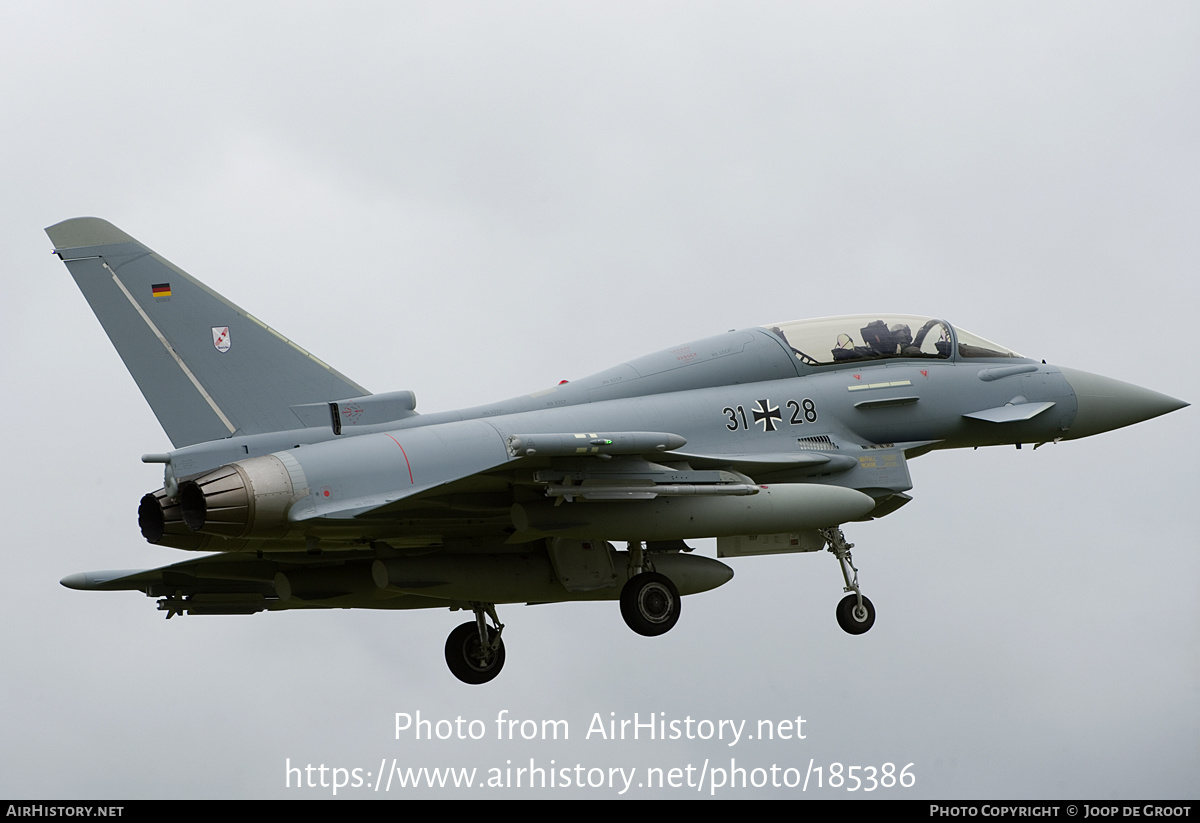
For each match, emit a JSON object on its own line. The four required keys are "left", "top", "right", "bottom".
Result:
{"left": 822, "top": 527, "right": 876, "bottom": 635}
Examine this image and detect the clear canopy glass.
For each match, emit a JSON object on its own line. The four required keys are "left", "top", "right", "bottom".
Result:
{"left": 763, "top": 314, "right": 1023, "bottom": 367}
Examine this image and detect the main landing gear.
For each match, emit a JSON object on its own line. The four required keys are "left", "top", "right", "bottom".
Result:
{"left": 821, "top": 527, "right": 876, "bottom": 635}
{"left": 445, "top": 603, "right": 506, "bottom": 684}
{"left": 619, "top": 541, "right": 682, "bottom": 636}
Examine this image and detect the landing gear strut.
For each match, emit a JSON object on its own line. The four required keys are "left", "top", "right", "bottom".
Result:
{"left": 445, "top": 603, "right": 505, "bottom": 684}
{"left": 619, "top": 542, "right": 681, "bottom": 636}
{"left": 822, "top": 527, "right": 876, "bottom": 635}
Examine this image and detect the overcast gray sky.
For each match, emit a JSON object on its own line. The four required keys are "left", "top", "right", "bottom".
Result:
{"left": 2, "top": 1, "right": 1196, "bottom": 799}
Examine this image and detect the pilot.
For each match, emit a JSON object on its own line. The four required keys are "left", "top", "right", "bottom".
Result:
{"left": 860, "top": 320, "right": 898, "bottom": 356}
{"left": 890, "top": 323, "right": 921, "bottom": 356}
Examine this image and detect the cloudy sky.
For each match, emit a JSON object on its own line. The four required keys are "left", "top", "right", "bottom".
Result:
{"left": 2, "top": 1, "right": 1196, "bottom": 799}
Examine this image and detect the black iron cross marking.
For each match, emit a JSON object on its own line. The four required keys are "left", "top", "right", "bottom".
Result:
{"left": 752, "top": 399, "right": 781, "bottom": 432}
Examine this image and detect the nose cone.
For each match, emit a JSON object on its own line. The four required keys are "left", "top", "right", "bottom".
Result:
{"left": 1059, "top": 366, "right": 1188, "bottom": 439}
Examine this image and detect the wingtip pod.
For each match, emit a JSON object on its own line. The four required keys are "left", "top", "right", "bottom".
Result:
{"left": 45, "top": 217, "right": 138, "bottom": 252}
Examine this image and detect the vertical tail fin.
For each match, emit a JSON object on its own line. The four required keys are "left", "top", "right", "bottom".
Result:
{"left": 47, "top": 217, "right": 368, "bottom": 447}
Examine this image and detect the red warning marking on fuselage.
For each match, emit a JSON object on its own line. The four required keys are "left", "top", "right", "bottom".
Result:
{"left": 853, "top": 374, "right": 862, "bottom": 380}
{"left": 383, "top": 433, "right": 414, "bottom": 484}
{"left": 920, "top": 370, "right": 928, "bottom": 377}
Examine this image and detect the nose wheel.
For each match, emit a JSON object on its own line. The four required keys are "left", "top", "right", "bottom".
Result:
{"left": 836, "top": 593, "right": 876, "bottom": 634}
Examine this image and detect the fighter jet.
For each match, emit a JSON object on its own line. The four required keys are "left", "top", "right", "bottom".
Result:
{"left": 49, "top": 217, "right": 1187, "bottom": 684}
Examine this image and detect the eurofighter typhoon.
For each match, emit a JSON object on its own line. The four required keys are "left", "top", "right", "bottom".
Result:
{"left": 49, "top": 218, "right": 1187, "bottom": 683}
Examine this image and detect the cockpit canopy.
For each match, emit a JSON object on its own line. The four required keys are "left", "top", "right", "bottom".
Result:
{"left": 763, "top": 314, "right": 1023, "bottom": 367}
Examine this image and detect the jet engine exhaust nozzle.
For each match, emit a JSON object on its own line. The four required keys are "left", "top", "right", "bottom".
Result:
{"left": 170, "top": 455, "right": 297, "bottom": 540}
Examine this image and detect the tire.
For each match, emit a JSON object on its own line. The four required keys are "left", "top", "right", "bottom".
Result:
{"left": 836, "top": 593, "right": 876, "bottom": 635}
{"left": 444, "top": 621, "right": 505, "bottom": 684}
{"left": 620, "top": 572, "right": 681, "bottom": 636}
